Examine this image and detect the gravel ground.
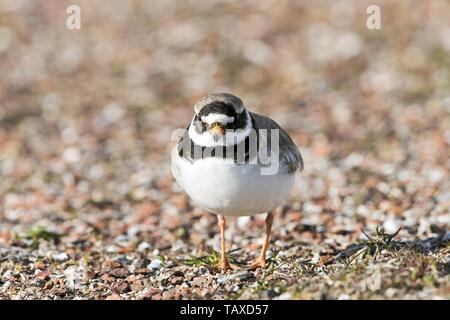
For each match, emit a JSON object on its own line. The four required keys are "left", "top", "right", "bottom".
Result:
{"left": 0, "top": 1, "right": 449, "bottom": 300}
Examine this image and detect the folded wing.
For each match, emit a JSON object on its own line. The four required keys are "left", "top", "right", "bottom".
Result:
{"left": 251, "top": 112, "right": 304, "bottom": 174}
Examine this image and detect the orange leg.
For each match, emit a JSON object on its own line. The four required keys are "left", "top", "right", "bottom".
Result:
{"left": 212, "top": 215, "right": 236, "bottom": 272}
{"left": 248, "top": 212, "right": 274, "bottom": 269}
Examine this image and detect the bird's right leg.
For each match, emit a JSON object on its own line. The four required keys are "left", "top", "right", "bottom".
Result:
{"left": 212, "top": 214, "right": 236, "bottom": 272}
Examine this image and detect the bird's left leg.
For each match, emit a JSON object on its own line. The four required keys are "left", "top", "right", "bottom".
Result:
{"left": 248, "top": 211, "right": 274, "bottom": 269}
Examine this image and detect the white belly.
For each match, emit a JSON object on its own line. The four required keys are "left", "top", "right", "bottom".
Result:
{"left": 171, "top": 147, "right": 295, "bottom": 216}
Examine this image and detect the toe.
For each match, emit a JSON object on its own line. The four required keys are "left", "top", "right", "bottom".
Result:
{"left": 247, "top": 257, "right": 267, "bottom": 270}
{"left": 209, "top": 260, "right": 238, "bottom": 272}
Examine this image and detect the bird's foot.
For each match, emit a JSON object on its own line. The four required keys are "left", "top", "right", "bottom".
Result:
{"left": 247, "top": 256, "right": 267, "bottom": 270}
{"left": 210, "top": 259, "right": 237, "bottom": 272}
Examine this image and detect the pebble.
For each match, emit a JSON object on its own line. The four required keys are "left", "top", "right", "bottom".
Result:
{"left": 147, "top": 259, "right": 162, "bottom": 270}
{"left": 192, "top": 277, "right": 207, "bottom": 287}
{"left": 383, "top": 217, "right": 400, "bottom": 234}
{"left": 137, "top": 242, "right": 151, "bottom": 252}
{"left": 51, "top": 252, "right": 69, "bottom": 262}
{"left": 113, "top": 281, "right": 131, "bottom": 294}
{"left": 217, "top": 271, "right": 252, "bottom": 284}
{"left": 62, "top": 147, "right": 81, "bottom": 164}
{"left": 338, "top": 293, "right": 351, "bottom": 300}
{"left": 110, "top": 268, "right": 129, "bottom": 278}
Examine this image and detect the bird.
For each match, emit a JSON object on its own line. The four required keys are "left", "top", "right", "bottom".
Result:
{"left": 171, "top": 93, "right": 303, "bottom": 272}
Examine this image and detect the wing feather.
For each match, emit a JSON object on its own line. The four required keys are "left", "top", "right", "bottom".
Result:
{"left": 251, "top": 112, "right": 304, "bottom": 173}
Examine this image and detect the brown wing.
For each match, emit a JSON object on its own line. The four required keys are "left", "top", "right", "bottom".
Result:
{"left": 251, "top": 112, "right": 304, "bottom": 174}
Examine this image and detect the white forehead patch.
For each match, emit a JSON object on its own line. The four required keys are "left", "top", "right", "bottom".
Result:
{"left": 201, "top": 113, "right": 235, "bottom": 125}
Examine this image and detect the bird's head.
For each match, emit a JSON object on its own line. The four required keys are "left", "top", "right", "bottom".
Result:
{"left": 190, "top": 93, "right": 251, "bottom": 146}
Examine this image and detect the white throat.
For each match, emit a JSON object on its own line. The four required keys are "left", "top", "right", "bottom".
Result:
{"left": 188, "top": 110, "right": 252, "bottom": 147}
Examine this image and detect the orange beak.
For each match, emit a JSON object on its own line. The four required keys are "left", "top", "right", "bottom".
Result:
{"left": 210, "top": 122, "right": 225, "bottom": 135}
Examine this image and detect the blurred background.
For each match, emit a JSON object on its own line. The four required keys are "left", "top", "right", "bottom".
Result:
{"left": 0, "top": 0, "right": 449, "bottom": 299}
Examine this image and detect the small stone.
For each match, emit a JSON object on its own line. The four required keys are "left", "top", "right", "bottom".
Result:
{"left": 105, "top": 245, "right": 119, "bottom": 253}
{"left": 275, "top": 292, "right": 293, "bottom": 300}
{"left": 43, "top": 281, "right": 53, "bottom": 290}
{"left": 110, "top": 268, "right": 129, "bottom": 278}
{"left": 165, "top": 260, "right": 175, "bottom": 267}
{"left": 192, "top": 276, "right": 207, "bottom": 287}
{"left": 52, "top": 252, "right": 69, "bottom": 262}
{"left": 112, "top": 281, "right": 131, "bottom": 294}
{"left": 172, "top": 270, "right": 184, "bottom": 277}
{"left": 130, "top": 280, "right": 144, "bottom": 292}
{"left": 383, "top": 217, "right": 399, "bottom": 234}
{"left": 62, "top": 147, "right": 81, "bottom": 163}
{"left": 217, "top": 271, "right": 251, "bottom": 284}
{"left": 100, "top": 273, "right": 113, "bottom": 282}
{"left": 318, "top": 255, "right": 334, "bottom": 266}
{"left": 105, "top": 260, "right": 123, "bottom": 269}
{"left": 37, "top": 271, "right": 50, "bottom": 281}
{"left": 266, "top": 289, "right": 279, "bottom": 298}
{"left": 147, "top": 259, "right": 162, "bottom": 270}
{"left": 137, "top": 242, "right": 151, "bottom": 252}
{"left": 171, "top": 276, "right": 184, "bottom": 285}
{"left": 135, "top": 268, "right": 150, "bottom": 275}
{"left": 162, "top": 289, "right": 180, "bottom": 300}
{"left": 338, "top": 293, "right": 350, "bottom": 300}
{"left": 148, "top": 287, "right": 161, "bottom": 295}
{"left": 385, "top": 288, "right": 398, "bottom": 298}
{"left": 83, "top": 271, "right": 96, "bottom": 280}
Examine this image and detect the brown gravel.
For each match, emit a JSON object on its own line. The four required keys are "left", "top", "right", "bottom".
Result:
{"left": 0, "top": 0, "right": 449, "bottom": 300}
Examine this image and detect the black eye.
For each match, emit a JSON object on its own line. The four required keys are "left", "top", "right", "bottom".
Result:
{"left": 201, "top": 121, "right": 208, "bottom": 132}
